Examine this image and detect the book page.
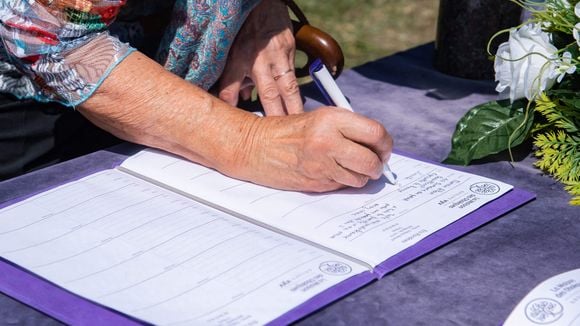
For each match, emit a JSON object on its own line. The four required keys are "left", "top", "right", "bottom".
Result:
{"left": 122, "top": 149, "right": 514, "bottom": 267}
{"left": 0, "top": 170, "right": 368, "bottom": 325}
{"left": 504, "top": 269, "right": 580, "bottom": 325}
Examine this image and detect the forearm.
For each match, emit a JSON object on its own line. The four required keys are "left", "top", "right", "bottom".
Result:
{"left": 80, "top": 52, "right": 392, "bottom": 192}
{"left": 80, "top": 51, "right": 260, "bottom": 174}
{"left": 3, "top": 1, "right": 393, "bottom": 192}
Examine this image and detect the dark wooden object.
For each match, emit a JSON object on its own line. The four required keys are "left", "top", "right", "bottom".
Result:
{"left": 284, "top": 0, "right": 345, "bottom": 78}
{"left": 434, "top": 0, "right": 522, "bottom": 80}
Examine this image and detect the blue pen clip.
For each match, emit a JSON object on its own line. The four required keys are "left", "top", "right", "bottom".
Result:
{"left": 309, "top": 59, "right": 353, "bottom": 110}
{"left": 309, "top": 59, "right": 335, "bottom": 106}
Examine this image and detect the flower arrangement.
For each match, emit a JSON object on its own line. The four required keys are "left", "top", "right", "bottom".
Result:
{"left": 445, "top": 0, "right": 580, "bottom": 205}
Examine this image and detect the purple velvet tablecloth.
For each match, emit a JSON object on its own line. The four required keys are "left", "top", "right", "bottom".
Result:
{"left": 1, "top": 44, "right": 579, "bottom": 325}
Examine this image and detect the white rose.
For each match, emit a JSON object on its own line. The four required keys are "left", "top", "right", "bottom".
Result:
{"left": 494, "top": 24, "right": 558, "bottom": 102}
{"left": 574, "top": 3, "right": 580, "bottom": 47}
{"left": 574, "top": 24, "right": 580, "bottom": 47}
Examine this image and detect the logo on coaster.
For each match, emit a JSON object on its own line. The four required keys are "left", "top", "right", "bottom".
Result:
{"left": 319, "top": 261, "right": 352, "bottom": 276}
{"left": 524, "top": 298, "right": 564, "bottom": 324}
{"left": 469, "top": 182, "right": 500, "bottom": 195}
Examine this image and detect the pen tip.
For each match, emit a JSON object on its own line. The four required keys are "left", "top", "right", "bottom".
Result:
{"left": 383, "top": 163, "right": 397, "bottom": 185}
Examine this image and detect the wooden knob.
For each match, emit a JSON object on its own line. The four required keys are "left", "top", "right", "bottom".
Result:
{"left": 294, "top": 23, "right": 345, "bottom": 79}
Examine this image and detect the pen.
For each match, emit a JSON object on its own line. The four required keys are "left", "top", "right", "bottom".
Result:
{"left": 309, "top": 59, "right": 397, "bottom": 185}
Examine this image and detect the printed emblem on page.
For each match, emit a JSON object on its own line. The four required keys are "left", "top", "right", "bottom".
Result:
{"left": 469, "top": 182, "right": 500, "bottom": 195}
{"left": 319, "top": 261, "right": 352, "bottom": 276}
{"left": 524, "top": 298, "right": 564, "bottom": 324}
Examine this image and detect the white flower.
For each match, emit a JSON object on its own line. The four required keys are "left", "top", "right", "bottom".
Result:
{"left": 494, "top": 24, "right": 558, "bottom": 102}
{"left": 574, "top": 23, "right": 580, "bottom": 47}
{"left": 552, "top": 52, "right": 577, "bottom": 82}
{"left": 574, "top": 3, "right": 580, "bottom": 47}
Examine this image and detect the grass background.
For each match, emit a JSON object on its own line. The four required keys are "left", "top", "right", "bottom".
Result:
{"left": 295, "top": 0, "right": 440, "bottom": 68}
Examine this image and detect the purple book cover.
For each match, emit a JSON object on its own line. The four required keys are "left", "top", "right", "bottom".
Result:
{"left": 0, "top": 149, "right": 535, "bottom": 325}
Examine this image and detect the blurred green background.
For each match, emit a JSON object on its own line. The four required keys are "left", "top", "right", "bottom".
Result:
{"left": 296, "top": 0, "right": 440, "bottom": 68}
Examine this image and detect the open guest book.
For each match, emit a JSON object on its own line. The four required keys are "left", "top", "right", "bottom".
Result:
{"left": 0, "top": 148, "right": 534, "bottom": 325}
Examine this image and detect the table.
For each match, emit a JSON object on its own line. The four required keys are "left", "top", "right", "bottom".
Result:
{"left": 1, "top": 44, "right": 578, "bottom": 325}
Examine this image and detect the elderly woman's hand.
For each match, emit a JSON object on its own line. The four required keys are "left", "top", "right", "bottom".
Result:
{"left": 82, "top": 52, "right": 393, "bottom": 193}
{"left": 218, "top": 0, "right": 302, "bottom": 116}
{"left": 226, "top": 108, "right": 393, "bottom": 192}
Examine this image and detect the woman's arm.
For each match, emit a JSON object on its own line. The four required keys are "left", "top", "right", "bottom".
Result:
{"left": 81, "top": 51, "right": 393, "bottom": 192}
{"left": 1, "top": 1, "right": 393, "bottom": 191}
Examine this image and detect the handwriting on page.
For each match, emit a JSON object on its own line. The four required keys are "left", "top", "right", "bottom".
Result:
{"left": 121, "top": 150, "right": 512, "bottom": 267}
{"left": 326, "top": 203, "right": 397, "bottom": 241}
{"left": 399, "top": 172, "right": 461, "bottom": 200}
{"left": 320, "top": 170, "right": 469, "bottom": 242}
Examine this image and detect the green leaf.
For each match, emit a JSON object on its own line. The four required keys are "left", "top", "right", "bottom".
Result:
{"left": 444, "top": 99, "right": 534, "bottom": 165}
{"left": 558, "top": 98, "right": 580, "bottom": 111}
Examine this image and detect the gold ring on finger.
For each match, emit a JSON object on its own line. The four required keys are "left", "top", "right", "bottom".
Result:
{"left": 273, "top": 68, "right": 294, "bottom": 81}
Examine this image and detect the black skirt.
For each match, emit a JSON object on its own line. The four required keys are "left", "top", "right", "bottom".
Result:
{"left": 0, "top": 93, "right": 120, "bottom": 181}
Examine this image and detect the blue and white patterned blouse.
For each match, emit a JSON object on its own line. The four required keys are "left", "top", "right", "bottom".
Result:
{"left": 0, "top": 0, "right": 261, "bottom": 106}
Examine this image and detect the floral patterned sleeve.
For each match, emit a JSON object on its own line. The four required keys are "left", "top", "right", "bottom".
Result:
{"left": 0, "top": 0, "right": 134, "bottom": 106}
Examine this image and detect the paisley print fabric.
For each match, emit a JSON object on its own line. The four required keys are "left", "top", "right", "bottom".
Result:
{"left": 158, "top": 0, "right": 261, "bottom": 90}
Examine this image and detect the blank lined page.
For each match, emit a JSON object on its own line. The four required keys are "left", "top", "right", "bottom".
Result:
{"left": 0, "top": 169, "right": 367, "bottom": 325}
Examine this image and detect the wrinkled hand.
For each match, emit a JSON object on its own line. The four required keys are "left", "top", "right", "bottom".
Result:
{"left": 218, "top": 0, "right": 302, "bottom": 116}
{"left": 228, "top": 108, "right": 393, "bottom": 192}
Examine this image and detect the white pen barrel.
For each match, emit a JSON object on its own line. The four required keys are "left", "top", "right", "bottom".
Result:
{"left": 312, "top": 66, "right": 353, "bottom": 111}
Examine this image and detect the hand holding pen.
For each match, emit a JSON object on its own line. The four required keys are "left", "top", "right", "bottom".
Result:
{"left": 310, "top": 59, "right": 397, "bottom": 185}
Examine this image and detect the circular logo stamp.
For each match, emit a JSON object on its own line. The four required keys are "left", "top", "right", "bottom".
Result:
{"left": 319, "top": 261, "right": 352, "bottom": 276}
{"left": 525, "top": 298, "right": 564, "bottom": 324}
{"left": 469, "top": 182, "right": 500, "bottom": 195}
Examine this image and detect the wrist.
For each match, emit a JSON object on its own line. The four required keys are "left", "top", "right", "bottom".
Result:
{"left": 173, "top": 100, "right": 265, "bottom": 180}
{"left": 211, "top": 112, "right": 265, "bottom": 177}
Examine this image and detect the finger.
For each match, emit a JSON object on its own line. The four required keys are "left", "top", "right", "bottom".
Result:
{"left": 253, "top": 64, "right": 285, "bottom": 116}
{"left": 280, "top": 48, "right": 303, "bottom": 114}
{"left": 329, "top": 163, "right": 371, "bottom": 188}
{"left": 336, "top": 114, "right": 393, "bottom": 162}
{"left": 333, "top": 140, "right": 384, "bottom": 180}
{"left": 301, "top": 178, "right": 344, "bottom": 193}
{"left": 218, "top": 67, "right": 246, "bottom": 107}
{"left": 239, "top": 77, "right": 254, "bottom": 101}
{"left": 275, "top": 70, "right": 303, "bottom": 114}
{"left": 240, "top": 86, "right": 253, "bottom": 101}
